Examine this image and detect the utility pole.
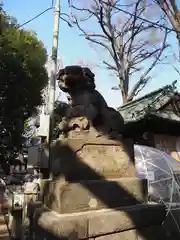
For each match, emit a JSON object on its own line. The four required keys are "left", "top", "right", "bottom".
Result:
{"left": 47, "top": 0, "right": 60, "bottom": 176}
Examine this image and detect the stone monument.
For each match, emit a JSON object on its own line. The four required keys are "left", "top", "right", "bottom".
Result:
{"left": 29, "top": 66, "right": 169, "bottom": 240}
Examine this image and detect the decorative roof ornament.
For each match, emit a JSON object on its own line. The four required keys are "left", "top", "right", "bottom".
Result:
{"left": 172, "top": 80, "right": 177, "bottom": 91}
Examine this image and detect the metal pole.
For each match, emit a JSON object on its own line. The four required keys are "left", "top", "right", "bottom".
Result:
{"left": 47, "top": 0, "right": 60, "bottom": 176}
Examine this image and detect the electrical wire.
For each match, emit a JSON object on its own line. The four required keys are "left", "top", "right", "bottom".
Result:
{"left": 69, "top": 0, "right": 180, "bottom": 35}
{"left": 19, "top": 7, "right": 53, "bottom": 28}
{"left": 18, "top": 0, "right": 54, "bottom": 28}
{"left": 101, "top": 1, "right": 180, "bottom": 35}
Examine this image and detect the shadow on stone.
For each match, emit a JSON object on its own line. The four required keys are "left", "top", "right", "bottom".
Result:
{"left": 38, "top": 143, "right": 168, "bottom": 240}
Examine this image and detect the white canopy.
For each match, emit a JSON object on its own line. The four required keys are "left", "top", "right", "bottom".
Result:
{"left": 134, "top": 145, "right": 180, "bottom": 203}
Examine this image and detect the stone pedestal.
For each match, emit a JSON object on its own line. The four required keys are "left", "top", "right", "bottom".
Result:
{"left": 30, "top": 138, "right": 169, "bottom": 240}
{"left": 29, "top": 202, "right": 168, "bottom": 240}
{"left": 40, "top": 138, "right": 148, "bottom": 214}
{"left": 28, "top": 137, "right": 168, "bottom": 240}
{"left": 42, "top": 178, "right": 147, "bottom": 214}
{"left": 50, "top": 138, "right": 136, "bottom": 180}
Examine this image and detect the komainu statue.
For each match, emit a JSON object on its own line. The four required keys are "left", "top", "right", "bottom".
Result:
{"left": 56, "top": 65, "right": 124, "bottom": 139}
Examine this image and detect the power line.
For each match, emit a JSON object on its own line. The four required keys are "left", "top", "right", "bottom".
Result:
{"left": 106, "top": 3, "right": 180, "bottom": 34}
{"left": 19, "top": 7, "right": 53, "bottom": 28}
{"left": 18, "top": 0, "right": 55, "bottom": 28}
{"left": 70, "top": 0, "right": 180, "bottom": 35}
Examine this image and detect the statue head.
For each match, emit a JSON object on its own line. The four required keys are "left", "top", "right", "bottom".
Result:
{"left": 57, "top": 65, "right": 95, "bottom": 94}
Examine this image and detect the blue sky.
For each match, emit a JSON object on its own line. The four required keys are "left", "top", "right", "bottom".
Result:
{"left": 4, "top": 0, "right": 180, "bottom": 108}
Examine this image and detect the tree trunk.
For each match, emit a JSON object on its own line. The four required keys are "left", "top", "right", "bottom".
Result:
{"left": 121, "top": 91, "right": 129, "bottom": 105}
{"left": 120, "top": 73, "right": 129, "bottom": 105}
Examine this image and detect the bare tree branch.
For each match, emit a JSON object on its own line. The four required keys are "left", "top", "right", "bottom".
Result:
{"left": 155, "top": 0, "right": 180, "bottom": 43}
{"left": 70, "top": 0, "right": 169, "bottom": 104}
{"left": 103, "top": 61, "right": 118, "bottom": 71}
{"left": 173, "top": 65, "right": 180, "bottom": 75}
{"left": 128, "top": 29, "right": 168, "bottom": 101}
{"left": 74, "top": 17, "right": 114, "bottom": 57}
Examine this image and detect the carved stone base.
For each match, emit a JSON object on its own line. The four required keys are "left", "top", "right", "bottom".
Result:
{"left": 50, "top": 138, "right": 136, "bottom": 180}
{"left": 41, "top": 178, "right": 147, "bottom": 214}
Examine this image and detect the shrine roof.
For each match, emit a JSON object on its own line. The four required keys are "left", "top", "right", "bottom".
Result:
{"left": 118, "top": 83, "right": 180, "bottom": 123}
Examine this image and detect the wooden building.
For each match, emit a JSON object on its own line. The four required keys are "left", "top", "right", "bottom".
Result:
{"left": 118, "top": 83, "right": 180, "bottom": 162}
